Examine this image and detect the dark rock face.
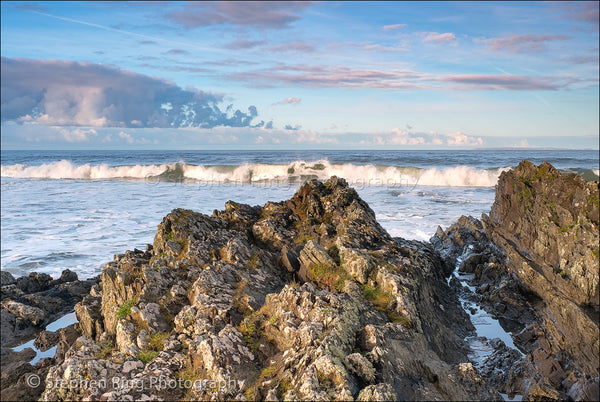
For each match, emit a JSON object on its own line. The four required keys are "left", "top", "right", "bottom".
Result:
{"left": 486, "top": 161, "right": 599, "bottom": 383}
{"left": 0, "top": 269, "right": 97, "bottom": 401}
{"left": 488, "top": 160, "right": 598, "bottom": 308}
{"left": 40, "top": 177, "right": 498, "bottom": 401}
{"left": 432, "top": 160, "right": 599, "bottom": 400}
{"left": 1, "top": 269, "right": 96, "bottom": 347}
{"left": 1, "top": 271, "right": 16, "bottom": 286}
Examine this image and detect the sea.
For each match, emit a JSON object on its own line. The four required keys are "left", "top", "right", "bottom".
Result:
{"left": 1, "top": 149, "right": 598, "bottom": 280}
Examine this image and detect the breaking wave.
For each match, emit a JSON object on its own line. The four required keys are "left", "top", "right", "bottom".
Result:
{"left": 2, "top": 159, "right": 516, "bottom": 187}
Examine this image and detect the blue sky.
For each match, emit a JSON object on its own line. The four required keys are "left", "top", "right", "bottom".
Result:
{"left": 1, "top": 1, "right": 598, "bottom": 149}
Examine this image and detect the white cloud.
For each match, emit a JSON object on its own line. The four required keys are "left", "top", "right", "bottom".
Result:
{"left": 423, "top": 32, "right": 456, "bottom": 44}
{"left": 1, "top": 122, "right": 486, "bottom": 149}
{"left": 513, "top": 139, "right": 530, "bottom": 148}
{"left": 273, "top": 97, "right": 302, "bottom": 105}
{"left": 118, "top": 131, "right": 134, "bottom": 144}
{"left": 360, "top": 128, "right": 483, "bottom": 147}
{"left": 210, "top": 134, "right": 239, "bottom": 143}
{"left": 59, "top": 128, "right": 97, "bottom": 142}
{"left": 387, "top": 128, "right": 421, "bottom": 145}
{"left": 4, "top": 121, "right": 597, "bottom": 150}
{"left": 382, "top": 24, "right": 407, "bottom": 31}
{"left": 294, "top": 130, "right": 338, "bottom": 145}
{"left": 445, "top": 131, "right": 483, "bottom": 146}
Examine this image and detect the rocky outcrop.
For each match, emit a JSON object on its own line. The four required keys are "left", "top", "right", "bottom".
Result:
{"left": 432, "top": 160, "right": 599, "bottom": 400}
{"left": 0, "top": 269, "right": 97, "bottom": 401}
{"left": 488, "top": 160, "right": 598, "bottom": 308}
{"left": 1, "top": 269, "right": 96, "bottom": 347}
{"left": 39, "top": 176, "right": 499, "bottom": 401}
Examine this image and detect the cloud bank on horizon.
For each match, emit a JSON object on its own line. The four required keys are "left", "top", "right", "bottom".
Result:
{"left": 1, "top": 57, "right": 264, "bottom": 129}
{"left": 0, "top": 1, "right": 598, "bottom": 149}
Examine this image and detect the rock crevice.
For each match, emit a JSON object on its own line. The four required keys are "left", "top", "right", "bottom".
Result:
{"left": 432, "top": 160, "right": 599, "bottom": 400}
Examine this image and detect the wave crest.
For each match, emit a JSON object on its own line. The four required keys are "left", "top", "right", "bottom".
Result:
{"left": 1, "top": 160, "right": 172, "bottom": 180}
{"left": 1, "top": 160, "right": 512, "bottom": 187}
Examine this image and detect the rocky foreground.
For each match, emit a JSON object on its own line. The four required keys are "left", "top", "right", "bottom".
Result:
{"left": 432, "top": 161, "right": 599, "bottom": 400}
{"left": 1, "top": 161, "right": 598, "bottom": 401}
{"left": 1, "top": 269, "right": 98, "bottom": 399}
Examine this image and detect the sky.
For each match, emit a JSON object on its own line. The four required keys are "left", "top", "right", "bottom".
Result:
{"left": 1, "top": 1, "right": 598, "bottom": 150}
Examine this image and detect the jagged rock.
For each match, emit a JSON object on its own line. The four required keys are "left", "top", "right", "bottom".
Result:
{"left": 298, "top": 239, "right": 336, "bottom": 282}
{"left": 1, "top": 271, "right": 16, "bottom": 286}
{"left": 41, "top": 336, "right": 108, "bottom": 401}
{"left": 279, "top": 246, "right": 300, "bottom": 273}
{"left": 567, "top": 377, "right": 600, "bottom": 401}
{"left": 358, "top": 325, "right": 380, "bottom": 351}
{"left": 1, "top": 346, "right": 35, "bottom": 369}
{"left": 345, "top": 352, "right": 376, "bottom": 383}
{"left": 485, "top": 161, "right": 599, "bottom": 388}
{"left": 136, "top": 302, "right": 170, "bottom": 333}
{"left": 136, "top": 329, "right": 150, "bottom": 350}
{"left": 487, "top": 160, "right": 599, "bottom": 308}
{"left": 116, "top": 319, "right": 140, "bottom": 356}
{"left": 336, "top": 243, "right": 376, "bottom": 284}
{"left": 16, "top": 272, "right": 53, "bottom": 293}
{"left": 38, "top": 176, "right": 503, "bottom": 401}
{"left": 356, "top": 383, "right": 398, "bottom": 401}
{"left": 1, "top": 269, "right": 96, "bottom": 353}
{"left": 0, "top": 283, "right": 24, "bottom": 301}
{"left": 1, "top": 360, "right": 35, "bottom": 390}
{"left": 1, "top": 370, "right": 45, "bottom": 401}
{"left": 34, "top": 329, "right": 60, "bottom": 351}
{"left": 122, "top": 359, "right": 144, "bottom": 374}
{"left": 524, "top": 381, "right": 563, "bottom": 401}
{"left": 54, "top": 324, "right": 80, "bottom": 365}
{"left": 100, "top": 249, "right": 150, "bottom": 336}
{"left": 433, "top": 161, "right": 599, "bottom": 400}
{"left": 53, "top": 269, "right": 78, "bottom": 285}
{"left": 225, "top": 237, "right": 252, "bottom": 264}
{"left": 478, "top": 339, "right": 534, "bottom": 396}
{"left": 2, "top": 299, "right": 46, "bottom": 326}
{"left": 165, "top": 240, "right": 183, "bottom": 256}
{"left": 74, "top": 295, "right": 103, "bottom": 340}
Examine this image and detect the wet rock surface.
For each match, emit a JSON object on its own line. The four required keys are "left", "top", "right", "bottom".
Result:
{"left": 1, "top": 269, "right": 97, "bottom": 400}
{"left": 1, "top": 269, "right": 96, "bottom": 347}
{"left": 432, "top": 160, "right": 599, "bottom": 400}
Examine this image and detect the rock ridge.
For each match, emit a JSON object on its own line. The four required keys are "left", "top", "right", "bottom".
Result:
{"left": 432, "top": 160, "right": 599, "bottom": 400}
{"left": 33, "top": 176, "right": 498, "bottom": 401}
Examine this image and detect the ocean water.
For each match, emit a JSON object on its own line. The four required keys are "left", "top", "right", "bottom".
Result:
{"left": 1, "top": 149, "right": 598, "bottom": 280}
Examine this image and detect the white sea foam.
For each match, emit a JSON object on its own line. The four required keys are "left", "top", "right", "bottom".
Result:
{"left": 1, "top": 160, "right": 172, "bottom": 180}
{"left": 2, "top": 160, "right": 511, "bottom": 187}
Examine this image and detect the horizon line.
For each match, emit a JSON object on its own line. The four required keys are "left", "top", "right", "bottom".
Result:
{"left": 1, "top": 147, "right": 599, "bottom": 152}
